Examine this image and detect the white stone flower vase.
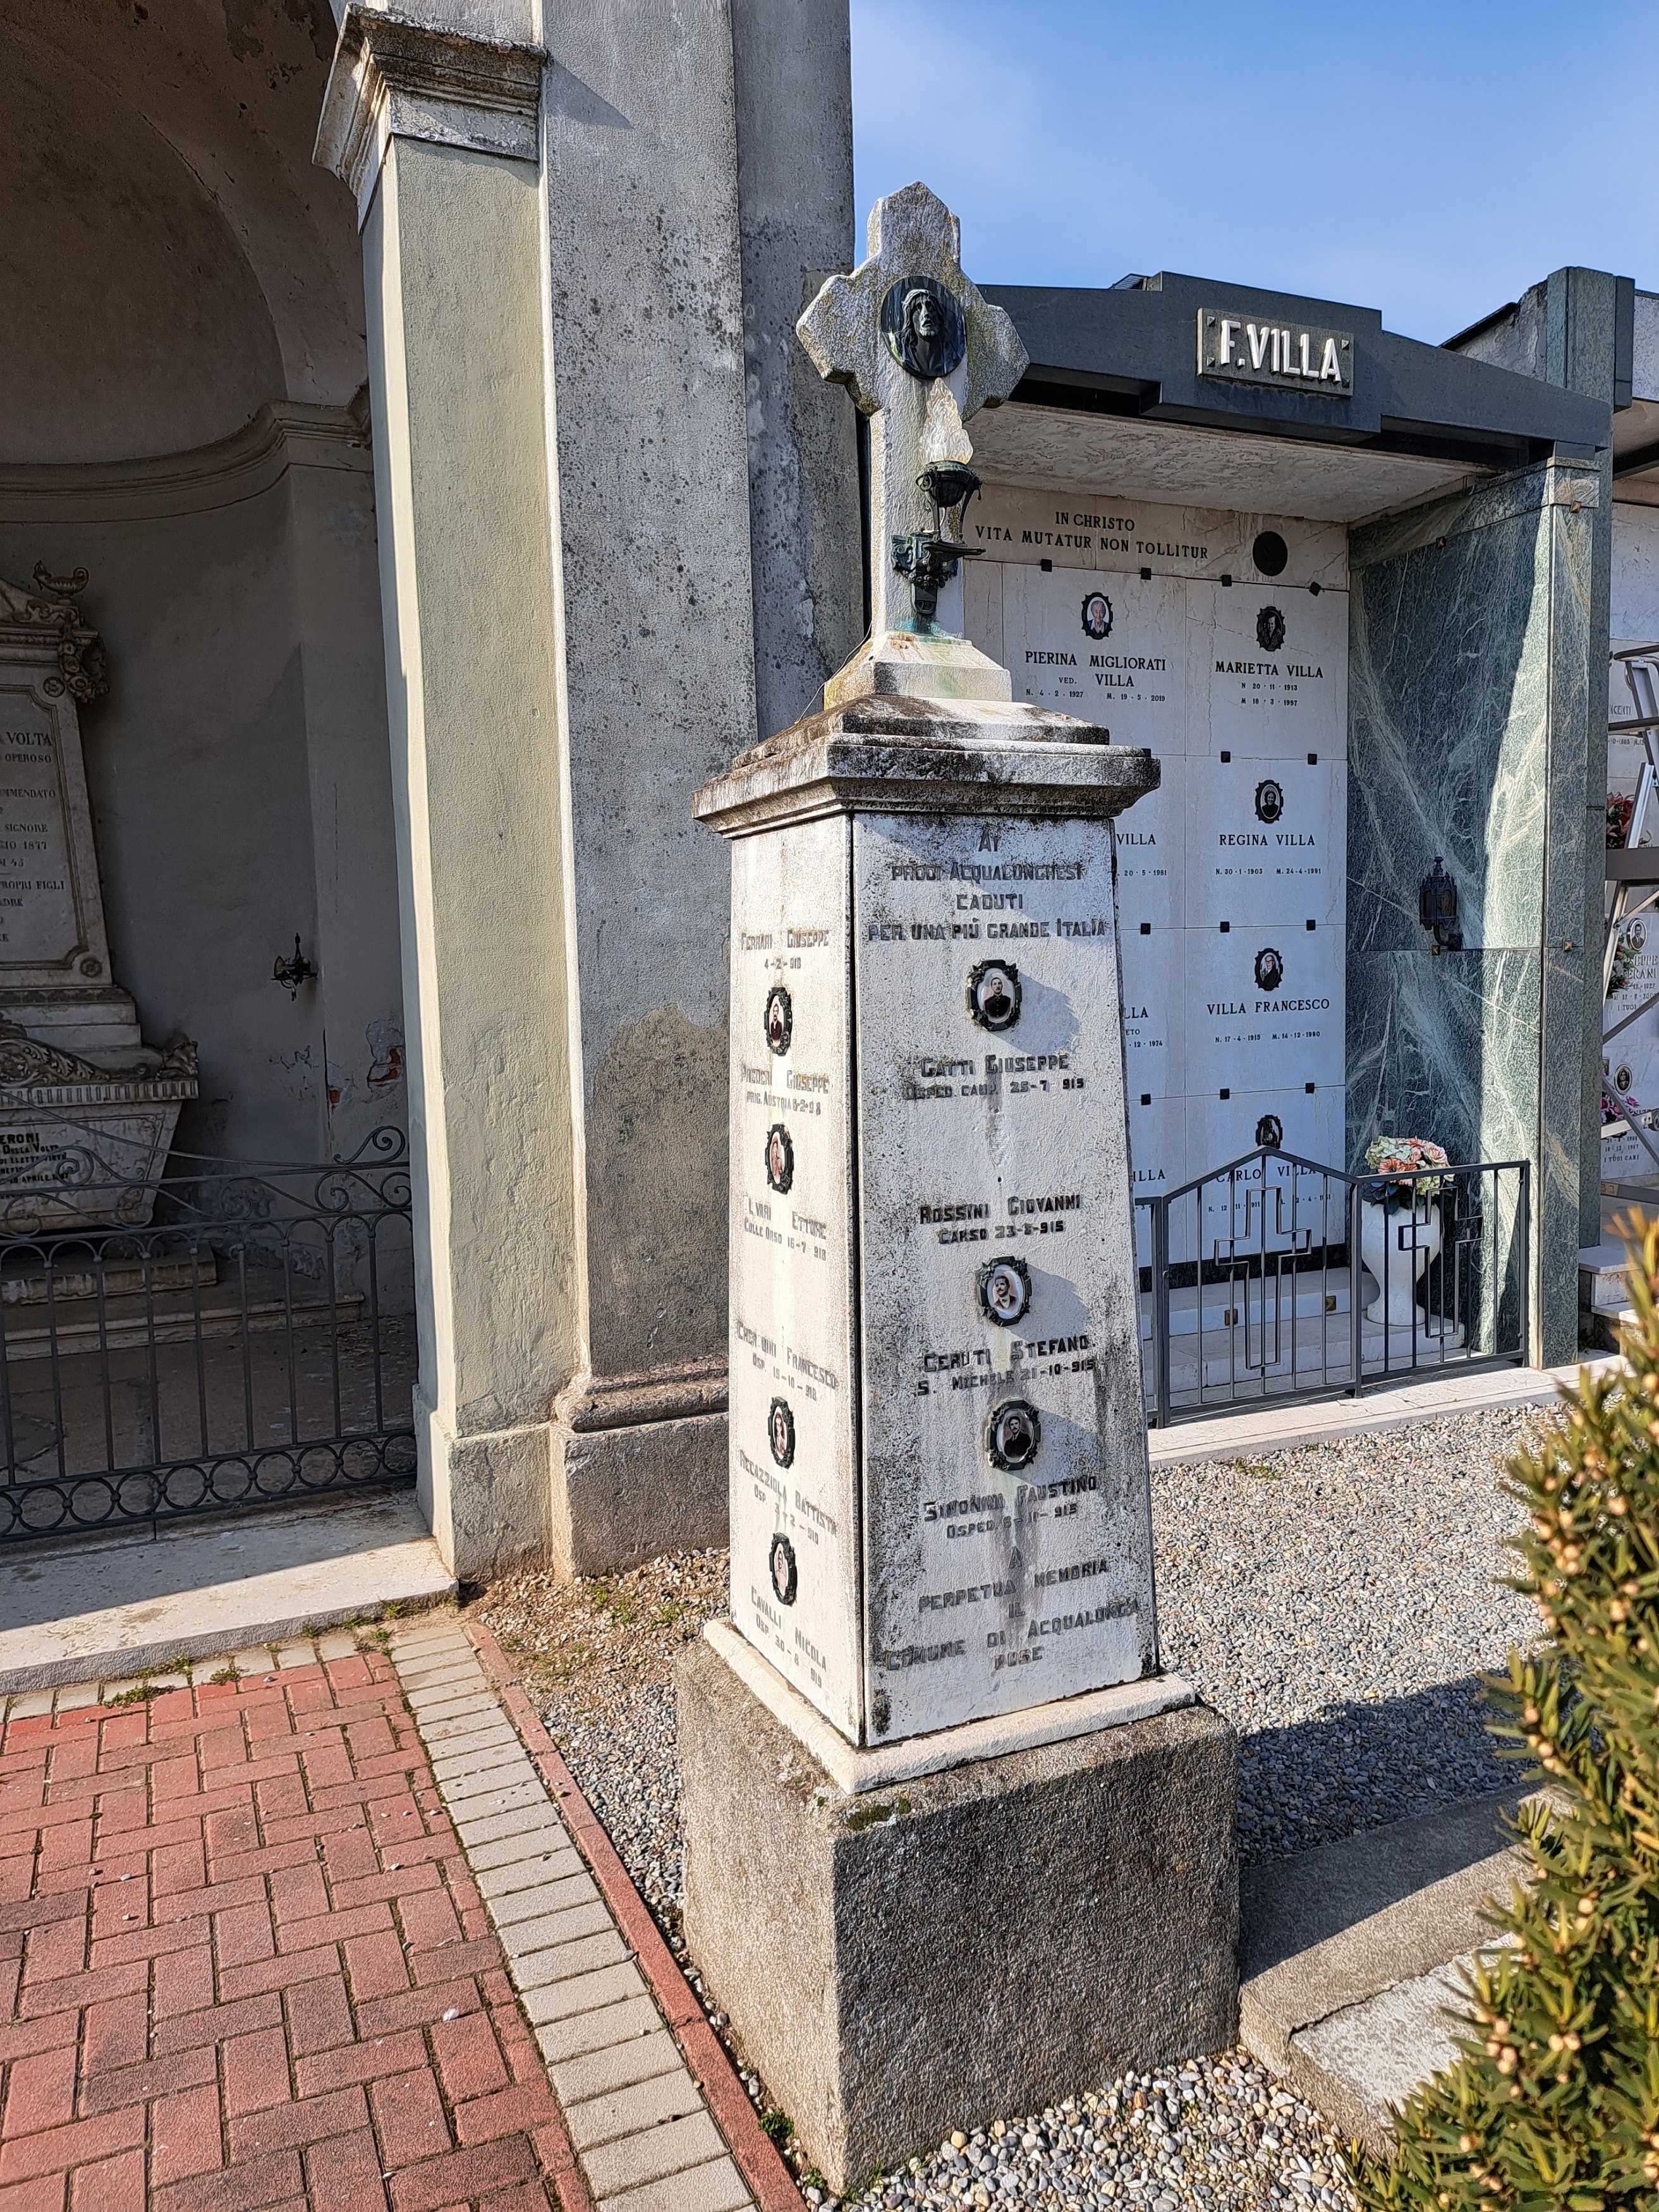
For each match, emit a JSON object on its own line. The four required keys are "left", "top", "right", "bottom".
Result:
{"left": 1359, "top": 1198, "right": 1442, "bottom": 1329}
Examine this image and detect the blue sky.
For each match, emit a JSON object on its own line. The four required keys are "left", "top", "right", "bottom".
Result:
{"left": 851, "top": 1, "right": 1658, "bottom": 344}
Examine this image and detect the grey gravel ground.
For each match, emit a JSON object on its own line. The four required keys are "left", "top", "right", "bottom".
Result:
{"left": 475, "top": 1402, "right": 1548, "bottom": 2208}
{"left": 832, "top": 2057, "right": 1352, "bottom": 2210}
{"left": 1153, "top": 1406, "right": 1541, "bottom": 1863}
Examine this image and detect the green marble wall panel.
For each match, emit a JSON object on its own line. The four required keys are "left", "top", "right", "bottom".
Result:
{"left": 1346, "top": 947, "right": 1541, "bottom": 1171}
{"left": 1348, "top": 462, "right": 1599, "bottom": 1363}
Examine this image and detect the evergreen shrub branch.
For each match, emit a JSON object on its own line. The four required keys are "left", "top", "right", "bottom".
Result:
{"left": 1358, "top": 1216, "right": 1659, "bottom": 2211}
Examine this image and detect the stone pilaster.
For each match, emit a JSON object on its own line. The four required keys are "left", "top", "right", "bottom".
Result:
{"left": 317, "top": 6, "right": 580, "bottom": 1579}
{"left": 319, "top": 2, "right": 774, "bottom": 1579}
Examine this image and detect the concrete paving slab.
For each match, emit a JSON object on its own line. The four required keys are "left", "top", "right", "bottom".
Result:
{"left": 468, "top": 1826, "right": 576, "bottom": 1875}
{"left": 458, "top": 1801, "right": 566, "bottom": 1848}
{"left": 510, "top": 1929, "right": 633, "bottom": 1991}
{"left": 0, "top": 1495, "right": 453, "bottom": 1691}
{"left": 1241, "top": 1787, "right": 1539, "bottom": 2152}
{"left": 477, "top": 1845, "right": 587, "bottom": 1897}
{"left": 550, "top": 2029, "right": 687, "bottom": 2110}
{"left": 1149, "top": 1355, "right": 1620, "bottom": 1470}
{"left": 566, "top": 2064, "right": 705, "bottom": 2152}
{"left": 534, "top": 1996, "right": 665, "bottom": 2067}
{"left": 582, "top": 2110, "right": 725, "bottom": 2199}
{"left": 492, "top": 1872, "right": 601, "bottom": 1926}
{"left": 506, "top": 1901, "right": 615, "bottom": 1955}
{"left": 522, "top": 1962, "right": 650, "bottom": 2027}
{"left": 604, "top": 2153, "right": 752, "bottom": 2212}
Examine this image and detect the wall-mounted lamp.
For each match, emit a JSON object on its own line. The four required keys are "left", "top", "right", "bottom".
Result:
{"left": 1418, "top": 858, "right": 1462, "bottom": 952}
{"left": 273, "top": 935, "right": 318, "bottom": 999}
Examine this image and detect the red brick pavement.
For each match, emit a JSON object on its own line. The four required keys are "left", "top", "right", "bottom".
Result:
{"left": 0, "top": 1650, "right": 569, "bottom": 2210}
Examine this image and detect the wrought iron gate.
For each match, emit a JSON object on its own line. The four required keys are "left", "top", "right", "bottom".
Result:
{"left": 0, "top": 1129, "right": 417, "bottom": 1544}
{"left": 1137, "top": 1146, "right": 1530, "bottom": 1426}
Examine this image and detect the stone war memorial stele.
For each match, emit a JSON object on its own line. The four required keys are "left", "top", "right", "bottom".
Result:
{"left": 680, "top": 185, "right": 1238, "bottom": 2192}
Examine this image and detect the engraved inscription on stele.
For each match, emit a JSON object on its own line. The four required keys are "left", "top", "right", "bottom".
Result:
{"left": 697, "top": 183, "right": 1164, "bottom": 1751}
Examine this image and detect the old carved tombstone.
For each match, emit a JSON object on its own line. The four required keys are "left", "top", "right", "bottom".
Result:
{"left": 0, "top": 573, "right": 196, "bottom": 1224}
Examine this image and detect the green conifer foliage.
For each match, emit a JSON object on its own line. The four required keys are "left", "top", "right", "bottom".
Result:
{"left": 1358, "top": 1218, "right": 1659, "bottom": 2211}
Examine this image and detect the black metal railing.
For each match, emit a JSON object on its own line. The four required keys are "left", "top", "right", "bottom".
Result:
{"left": 1136, "top": 1148, "right": 1530, "bottom": 1426}
{"left": 0, "top": 1127, "right": 416, "bottom": 1543}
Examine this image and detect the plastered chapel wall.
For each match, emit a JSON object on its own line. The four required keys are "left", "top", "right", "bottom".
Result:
{"left": 0, "top": 0, "right": 368, "bottom": 450}
{"left": 540, "top": 1, "right": 763, "bottom": 1381}
{"left": 0, "top": 442, "right": 403, "bottom": 1170}
{"left": 0, "top": 0, "right": 403, "bottom": 1173}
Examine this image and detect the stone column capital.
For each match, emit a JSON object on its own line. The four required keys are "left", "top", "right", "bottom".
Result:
{"left": 314, "top": 5, "right": 543, "bottom": 226}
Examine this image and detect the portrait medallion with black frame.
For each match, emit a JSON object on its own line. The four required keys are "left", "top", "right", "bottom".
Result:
{"left": 985, "top": 1398, "right": 1041, "bottom": 1473}
{"left": 765, "top": 984, "right": 793, "bottom": 1057}
{"left": 767, "top": 1396, "right": 796, "bottom": 1471}
{"left": 977, "top": 1254, "right": 1031, "bottom": 1328}
{"left": 765, "top": 1121, "right": 794, "bottom": 1194}
{"left": 966, "top": 959, "right": 1021, "bottom": 1033}
{"left": 768, "top": 1532, "right": 798, "bottom": 1607}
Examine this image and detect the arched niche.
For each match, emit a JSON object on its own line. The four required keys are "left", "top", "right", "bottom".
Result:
{"left": 0, "top": 1, "right": 402, "bottom": 1174}
{"left": 0, "top": 0, "right": 368, "bottom": 464}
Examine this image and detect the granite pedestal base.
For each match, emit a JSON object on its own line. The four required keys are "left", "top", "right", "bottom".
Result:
{"left": 678, "top": 1633, "right": 1239, "bottom": 2194}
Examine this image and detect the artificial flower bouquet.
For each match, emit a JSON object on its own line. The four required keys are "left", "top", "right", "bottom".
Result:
{"left": 1363, "top": 1134, "right": 1449, "bottom": 1212}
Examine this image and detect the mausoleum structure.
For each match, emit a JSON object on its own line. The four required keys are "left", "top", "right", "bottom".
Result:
{"left": 1439, "top": 281, "right": 1659, "bottom": 1322}
{"left": 1, "top": 0, "right": 858, "bottom": 1577}
{"left": 0, "top": 573, "right": 197, "bottom": 1220}
{"left": 961, "top": 273, "right": 1612, "bottom": 1366}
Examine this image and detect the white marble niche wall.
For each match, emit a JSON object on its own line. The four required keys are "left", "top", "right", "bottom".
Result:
{"left": 726, "top": 810, "right": 1155, "bottom": 1747}
{"left": 966, "top": 489, "right": 1349, "bottom": 1262}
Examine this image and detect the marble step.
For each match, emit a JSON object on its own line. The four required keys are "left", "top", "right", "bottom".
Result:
{"left": 0, "top": 1283, "right": 365, "bottom": 1360}
{"left": 1579, "top": 1242, "right": 1635, "bottom": 1318}
{"left": 1138, "top": 1270, "right": 1351, "bottom": 1341}
{"left": 1148, "top": 1307, "right": 1469, "bottom": 1399}
{"left": 0, "top": 1254, "right": 216, "bottom": 1306}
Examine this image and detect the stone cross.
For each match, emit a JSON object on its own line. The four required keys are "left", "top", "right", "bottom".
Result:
{"left": 798, "top": 182, "right": 1028, "bottom": 642}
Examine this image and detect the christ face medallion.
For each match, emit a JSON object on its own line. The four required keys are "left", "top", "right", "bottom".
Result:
{"left": 879, "top": 275, "right": 966, "bottom": 380}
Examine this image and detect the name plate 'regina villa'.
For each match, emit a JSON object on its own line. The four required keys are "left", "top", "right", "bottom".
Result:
{"left": 1198, "top": 308, "right": 1353, "bottom": 395}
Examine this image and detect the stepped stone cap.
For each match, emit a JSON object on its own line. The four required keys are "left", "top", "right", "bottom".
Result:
{"left": 693, "top": 690, "right": 1159, "bottom": 839}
